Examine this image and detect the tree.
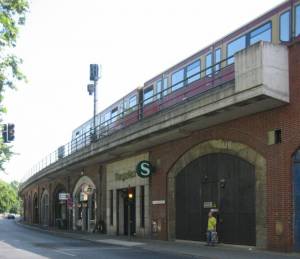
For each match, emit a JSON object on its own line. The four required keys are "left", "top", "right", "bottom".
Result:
{"left": 0, "top": 180, "right": 19, "bottom": 213}
{"left": 0, "top": 0, "right": 29, "bottom": 170}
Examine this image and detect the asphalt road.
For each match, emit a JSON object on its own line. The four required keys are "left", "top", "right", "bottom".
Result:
{"left": 0, "top": 217, "right": 202, "bottom": 259}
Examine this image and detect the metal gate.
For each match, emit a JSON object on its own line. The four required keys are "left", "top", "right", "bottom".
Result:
{"left": 175, "top": 153, "right": 255, "bottom": 245}
{"left": 293, "top": 150, "right": 300, "bottom": 251}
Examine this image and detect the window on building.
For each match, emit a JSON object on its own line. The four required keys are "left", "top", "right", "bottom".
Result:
{"left": 296, "top": 5, "right": 300, "bottom": 37}
{"left": 249, "top": 22, "right": 272, "bottom": 45}
{"left": 110, "top": 190, "right": 113, "bottom": 225}
{"left": 140, "top": 186, "right": 145, "bottom": 228}
{"left": 143, "top": 86, "right": 154, "bottom": 105}
{"left": 205, "top": 53, "right": 212, "bottom": 76}
{"left": 156, "top": 80, "right": 162, "bottom": 99}
{"left": 186, "top": 60, "right": 200, "bottom": 84}
{"left": 227, "top": 35, "right": 246, "bottom": 64}
{"left": 111, "top": 107, "right": 118, "bottom": 122}
{"left": 267, "top": 129, "right": 282, "bottom": 145}
{"left": 129, "top": 95, "right": 137, "bottom": 109}
{"left": 214, "top": 48, "right": 221, "bottom": 73}
{"left": 171, "top": 68, "right": 184, "bottom": 91}
{"left": 163, "top": 78, "right": 168, "bottom": 96}
{"left": 280, "top": 11, "right": 291, "bottom": 42}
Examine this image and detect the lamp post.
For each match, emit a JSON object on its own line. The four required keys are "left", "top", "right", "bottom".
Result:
{"left": 87, "top": 64, "right": 101, "bottom": 140}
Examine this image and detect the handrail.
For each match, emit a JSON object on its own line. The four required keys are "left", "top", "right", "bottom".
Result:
{"left": 20, "top": 55, "right": 235, "bottom": 189}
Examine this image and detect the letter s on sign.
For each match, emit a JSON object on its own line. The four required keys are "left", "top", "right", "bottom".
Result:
{"left": 136, "top": 160, "right": 154, "bottom": 178}
{"left": 140, "top": 162, "right": 151, "bottom": 176}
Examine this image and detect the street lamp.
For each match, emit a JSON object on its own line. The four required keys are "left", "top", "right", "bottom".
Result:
{"left": 87, "top": 64, "right": 101, "bottom": 140}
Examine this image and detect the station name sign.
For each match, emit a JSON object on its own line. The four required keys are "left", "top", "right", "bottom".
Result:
{"left": 136, "top": 160, "right": 155, "bottom": 178}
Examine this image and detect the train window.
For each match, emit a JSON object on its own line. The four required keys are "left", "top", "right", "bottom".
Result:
{"left": 111, "top": 107, "right": 118, "bottom": 122}
{"left": 296, "top": 5, "right": 300, "bottom": 36}
{"left": 249, "top": 22, "right": 272, "bottom": 45}
{"left": 186, "top": 60, "right": 200, "bottom": 84}
{"left": 171, "top": 68, "right": 184, "bottom": 91}
{"left": 129, "top": 96, "right": 137, "bottom": 109}
{"left": 163, "top": 78, "right": 168, "bottom": 96}
{"left": 280, "top": 11, "right": 290, "bottom": 42}
{"left": 144, "top": 86, "right": 154, "bottom": 105}
{"left": 104, "top": 112, "right": 110, "bottom": 125}
{"left": 156, "top": 80, "right": 162, "bottom": 99}
{"left": 205, "top": 53, "right": 212, "bottom": 76}
{"left": 214, "top": 48, "right": 221, "bottom": 73}
{"left": 227, "top": 35, "right": 246, "bottom": 64}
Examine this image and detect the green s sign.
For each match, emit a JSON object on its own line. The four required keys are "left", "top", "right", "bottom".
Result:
{"left": 136, "top": 160, "right": 154, "bottom": 178}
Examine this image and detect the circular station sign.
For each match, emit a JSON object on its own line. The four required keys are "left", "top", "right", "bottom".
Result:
{"left": 136, "top": 160, "right": 155, "bottom": 178}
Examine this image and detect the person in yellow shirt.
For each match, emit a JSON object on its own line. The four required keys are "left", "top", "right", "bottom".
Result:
{"left": 207, "top": 211, "right": 217, "bottom": 246}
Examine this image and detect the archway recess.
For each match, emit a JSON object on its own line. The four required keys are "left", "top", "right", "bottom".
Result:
{"left": 167, "top": 139, "right": 267, "bottom": 248}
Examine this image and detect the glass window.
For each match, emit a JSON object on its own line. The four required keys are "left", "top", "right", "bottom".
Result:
{"left": 205, "top": 53, "right": 212, "bottom": 76}
{"left": 250, "top": 22, "right": 272, "bottom": 45}
{"left": 129, "top": 95, "right": 137, "bottom": 109}
{"left": 186, "top": 60, "right": 200, "bottom": 84}
{"left": 111, "top": 107, "right": 118, "bottom": 122}
{"left": 280, "top": 11, "right": 290, "bottom": 42}
{"left": 104, "top": 112, "right": 110, "bottom": 125}
{"left": 171, "top": 69, "right": 184, "bottom": 91}
{"left": 214, "top": 48, "right": 221, "bottom": 73}
{"left": 163, "top": 78, "right": 168, "bottom": 96}
{"left": 143, "top": 86, "right": 154, "bottom": 105}
{"left": 227, "top": 35, "right": 246, "bottom": 64}
{"left": 156, "top": 80, "right": 162, "bottom": 99}
{"left": 296, "top": 5, "right": 300, "bottom": 36}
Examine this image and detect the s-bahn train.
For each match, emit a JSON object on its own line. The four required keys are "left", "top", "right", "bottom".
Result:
{"left": 71, "top": 0, "right": 300, "bottom": 149}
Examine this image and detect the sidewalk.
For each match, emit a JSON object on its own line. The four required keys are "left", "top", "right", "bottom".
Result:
{"left": 17, "top": 221, "right": 300, "bottom": 259}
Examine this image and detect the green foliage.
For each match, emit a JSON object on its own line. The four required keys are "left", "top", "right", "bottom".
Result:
{"left": 0, "top": 180, "right": 20, "bottom": 213}
{"left": 0, "top": 0, "right": 28, "bottom": 170}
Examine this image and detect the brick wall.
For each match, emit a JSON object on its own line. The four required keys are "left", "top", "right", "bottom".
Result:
{"left": 149, "top": 39, "right": 300, "bottom": 251}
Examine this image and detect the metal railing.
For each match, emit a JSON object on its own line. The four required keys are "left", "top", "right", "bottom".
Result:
{"left": 20, "top": 55, "right": 235, "bottom": 188}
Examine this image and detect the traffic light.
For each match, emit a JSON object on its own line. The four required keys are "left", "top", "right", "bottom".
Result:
{"left": 90, "top": 64, "right": 99, "bottom": 81}
{"left": 2, "top": 124, "right": 8, "bottom": 143}
{"left": 7, "top": 123, "right": 15, "bottom": 141}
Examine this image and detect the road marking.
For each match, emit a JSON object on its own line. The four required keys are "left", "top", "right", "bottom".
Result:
{"left": 95, "top": 239, "right": 144, "bottom": 247}
{"left": 54, "top": 249, "right": 76, "bottom": 257}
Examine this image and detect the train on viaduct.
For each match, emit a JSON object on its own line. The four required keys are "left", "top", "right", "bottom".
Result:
{"left": 20, "top": 0, "right": 300, "bottom": 252}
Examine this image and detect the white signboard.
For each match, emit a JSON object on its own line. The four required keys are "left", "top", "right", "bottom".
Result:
{"left": 152, "top": 200, "right": 165, "bottom": 205}
{"left": 59, "top": 193, "right": 70, "bottom": 200}
{"left": 80, "top": 192, "right": 88, "bottom": 202}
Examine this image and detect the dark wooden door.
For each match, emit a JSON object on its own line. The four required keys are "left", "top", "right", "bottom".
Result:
{"left": 175, "top": 153, "right": 255, "bottom": 245}
{"left": 293, "top": 150, "right": 300, "bottom": 251}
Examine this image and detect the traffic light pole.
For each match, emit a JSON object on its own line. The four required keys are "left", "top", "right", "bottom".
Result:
{"left": 93, "top": 79, "right": 98, "bottom": 138}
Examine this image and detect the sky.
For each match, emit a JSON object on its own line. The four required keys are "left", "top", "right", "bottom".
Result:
{"left": 1, "top": 0, "right": 284, "bottom": 183}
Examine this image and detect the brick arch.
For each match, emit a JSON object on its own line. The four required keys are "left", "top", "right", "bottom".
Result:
{"left": 167, "top": 139, "right": 267, "bottom": 248}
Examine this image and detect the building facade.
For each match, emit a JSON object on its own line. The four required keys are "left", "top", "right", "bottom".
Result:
{"left": 20, "top": 0, "right": 300, "bottom": 253}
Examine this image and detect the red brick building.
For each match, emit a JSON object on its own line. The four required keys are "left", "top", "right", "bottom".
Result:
{"left": 20, "top": 1, "right": 300, "bottom": 252}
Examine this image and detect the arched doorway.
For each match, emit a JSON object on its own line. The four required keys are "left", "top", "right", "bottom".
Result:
{"left": 28, "top": 195, "right": 31, "bottom": 223}
{"left": 40, "top": 190, "right": 49, "bottom": 226}
{"left": 33, "top": 193, "right": 39, "bottom": 224}
{"left": 73, "top": 176, "right": 96, "bottom": 232}
{"left": 53, "top": 185, "right": 67, "bottom": 229}
{"left": 176, "top": 153, "right": 255, "bottom": 245}
{"left": 23, "top": 196, "right": 26, "bottom": 222}
{"left": 293, "top": 150, "right": 300, "bottom": 251}
{"left": 168, "top": 140, "right": 267, "bottom": 248}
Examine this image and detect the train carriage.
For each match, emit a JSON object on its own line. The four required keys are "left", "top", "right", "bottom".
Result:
{"left": 72, "top": 0, "right": 300, "bottom": 148}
